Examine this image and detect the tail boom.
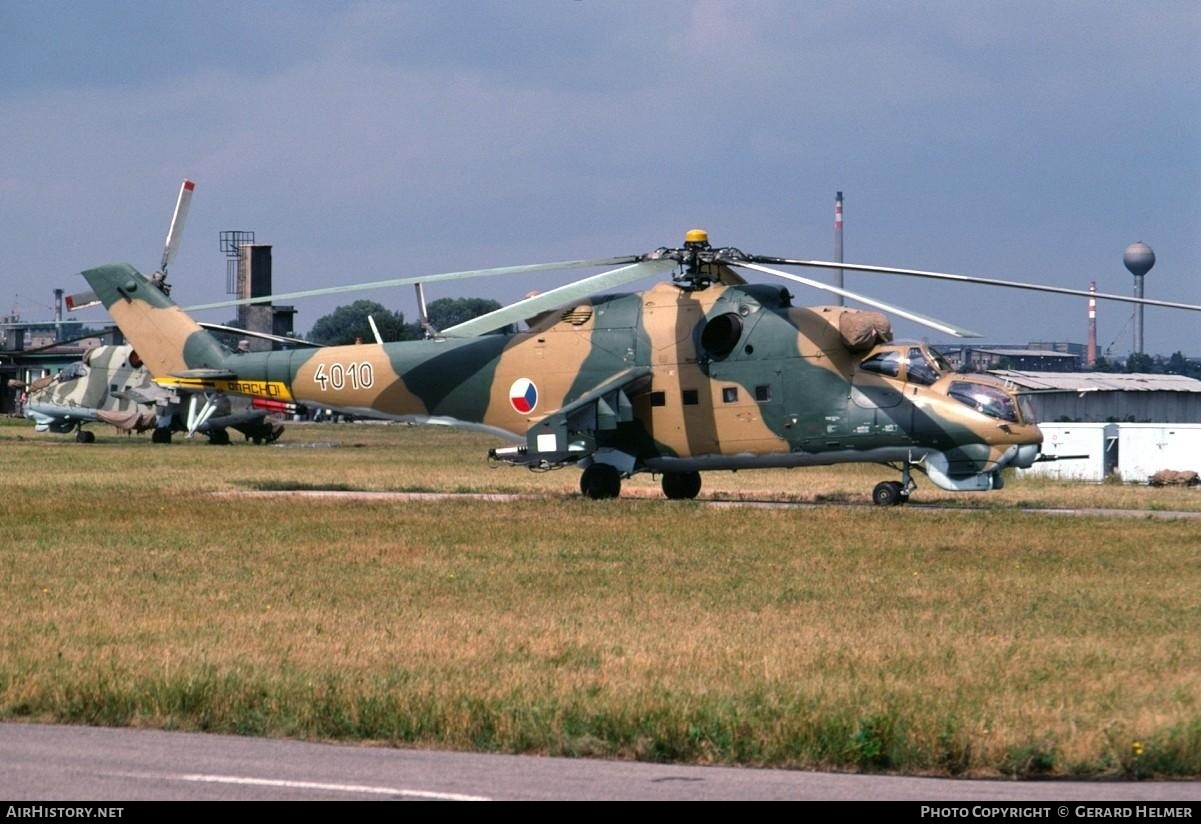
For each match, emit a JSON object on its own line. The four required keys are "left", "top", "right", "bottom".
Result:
{"left": 82, "top": 263, "right": 228, "bottom": 378}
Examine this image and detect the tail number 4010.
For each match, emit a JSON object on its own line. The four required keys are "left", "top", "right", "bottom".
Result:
{"left": 313, "top": 361, "right": 375, "bottom": 392}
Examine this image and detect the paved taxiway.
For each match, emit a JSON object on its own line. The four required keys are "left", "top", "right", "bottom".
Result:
{"left": 4, "top": 723, "right": 1199, "bottom": 801}
{"left": 224, "top": 488, "right": 1201, "bottom": 520}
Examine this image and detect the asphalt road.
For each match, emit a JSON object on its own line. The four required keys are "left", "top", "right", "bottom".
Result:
{"left": 3, "top": 723, "right": 1198, "bottom": 801}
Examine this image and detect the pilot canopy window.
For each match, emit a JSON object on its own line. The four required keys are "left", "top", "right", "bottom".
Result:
{"left": 859, "top": 350, "right": 901, "bottom": 378}
{"left": 948, "top": 381, "right": 1019, "bottom": 423}
{"left": 57, "top": 362, "right": 88, "bottom": 382}
{"left": 906, "top": 347, "right": 940, "bottom": 386}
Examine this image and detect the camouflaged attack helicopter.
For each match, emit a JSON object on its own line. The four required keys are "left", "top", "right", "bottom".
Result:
{"left": 78, "top": 228, "right": 1201, "bottom": 504}
{"left": 36, "top": 179, "right": 289, "bottom": 445}
{"left": 22, "top": 342, "right": 284, "bottom": 444}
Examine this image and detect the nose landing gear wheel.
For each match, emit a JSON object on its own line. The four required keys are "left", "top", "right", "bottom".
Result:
{"left": 872, "top": 480, "right": 907, "bottom": 507}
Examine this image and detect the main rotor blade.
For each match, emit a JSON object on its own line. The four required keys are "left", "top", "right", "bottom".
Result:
{"left": 441, "top": 259, "right": 677, "bottom": 337}
{"left": 197, "top": 322, "right": 320, "bottom": 348}
{"left": 182, "top": 255, "right": 643, "bottom": 312}
{"left": 161, "top": 179, "right": 195, "bottom": 272}
{"left": 751, "top": 256, "right": 1201, "bottom": 313}
{"left": 734, "top": 261, "right": 983, "bottom": 338}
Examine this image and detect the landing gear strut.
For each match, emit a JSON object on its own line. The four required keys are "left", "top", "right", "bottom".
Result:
{"left": 872, "top": 463, "right": 917, "bottom": 506}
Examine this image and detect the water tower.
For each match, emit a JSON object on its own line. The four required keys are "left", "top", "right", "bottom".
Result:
{"left": 1124, "top": 241, "right": 1155, "bottom": 355}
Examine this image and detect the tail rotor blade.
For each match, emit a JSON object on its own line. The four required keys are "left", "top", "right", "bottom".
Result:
{"left": 160, "top": 179, "right": 196, "bottom": 272}
{"left": 65, "top": 290, "right": 100, "bottom": 312}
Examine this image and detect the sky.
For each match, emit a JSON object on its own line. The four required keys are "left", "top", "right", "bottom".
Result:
{"left": 2, "top": 0, "right": 1198, "bottom": 356}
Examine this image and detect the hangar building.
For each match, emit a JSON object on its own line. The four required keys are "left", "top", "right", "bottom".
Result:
{"left": 988, "top": 370, "right": 1201, "bottom": 423}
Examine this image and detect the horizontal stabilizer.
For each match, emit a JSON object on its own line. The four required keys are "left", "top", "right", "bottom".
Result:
{"left": 168, "top": 368, "right": 239, "bottom": 380}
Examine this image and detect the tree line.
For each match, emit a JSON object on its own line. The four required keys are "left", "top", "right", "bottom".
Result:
{"left": 306, "top": 297, "right": 502, "bottom": 345}
{"left": 1092, "top": 351, "right": 1201, "bottom": 379}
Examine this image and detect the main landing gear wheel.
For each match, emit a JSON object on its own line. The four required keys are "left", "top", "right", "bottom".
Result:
{"left": 662, "top": 471, "right": 702, "bottom": 500}
{"left": 151, "top": 427, "right": 173, "bottom": 444}
{"left": 580, "top": 464, "right": 622, "bottom": 500}
{"left": 207, "top": 428, "right": 231, "bottom": 445}
{"left": 872, "top": 481, "right": 907, "bottom": 507}
{"left": 75, "top": 429, "right": 95, "bottom": 443}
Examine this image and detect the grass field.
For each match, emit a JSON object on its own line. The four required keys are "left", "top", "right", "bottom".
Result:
{"left": 2, "top": 416, "right": 1199, "bottom": 776}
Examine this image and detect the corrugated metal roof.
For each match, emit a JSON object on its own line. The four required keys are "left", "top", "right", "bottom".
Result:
{"left": 989, "top": 370, "right": 1201, "bottom": 393}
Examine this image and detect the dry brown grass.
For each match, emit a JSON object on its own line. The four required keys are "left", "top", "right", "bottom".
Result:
{"left": 1, "top": 418, "right": 1199, "bottom": 775}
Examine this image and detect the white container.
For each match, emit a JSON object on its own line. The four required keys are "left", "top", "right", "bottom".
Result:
{"left": 1019, "top": 423, "right": 1116, "bottom": 482}
{"left": 1116, "top": 423, "right": 1201, "bottom": 483}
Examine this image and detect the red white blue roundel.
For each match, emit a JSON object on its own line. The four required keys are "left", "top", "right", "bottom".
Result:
{"left": 509, "top": 378, "right": 538, "bottom": 414}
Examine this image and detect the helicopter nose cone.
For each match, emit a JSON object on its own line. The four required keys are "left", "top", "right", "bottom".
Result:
{"left": 1013, "top": 442, "right": 1041, "bottom": 469}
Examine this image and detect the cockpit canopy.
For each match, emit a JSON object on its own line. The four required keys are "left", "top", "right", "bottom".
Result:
{"left": 859, "top": 344, "right": 950, "bottom": 387}
{"left": 947, "top": 381, "right": 1036, "bottom": 424}
{"left": 858, "top": 342, "right": 1036, "bottom": 424}
{"left": 56, "top": 361, "right": 88, "bottom": 383}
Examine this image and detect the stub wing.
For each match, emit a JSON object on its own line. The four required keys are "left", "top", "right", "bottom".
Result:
{"left": 493, "top": 367, "right": 652, "bottom": 468}
{"left": 24, "top": 403, "right": 101, "bottom": 432}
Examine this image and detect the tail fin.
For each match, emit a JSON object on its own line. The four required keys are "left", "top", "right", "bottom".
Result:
{"left": 81, "top": 263, "right": 229, "bottom": 378}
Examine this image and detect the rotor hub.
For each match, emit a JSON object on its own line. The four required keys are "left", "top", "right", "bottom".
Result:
{"left": 639, "top": 231, "right": 748, "bottom": 290}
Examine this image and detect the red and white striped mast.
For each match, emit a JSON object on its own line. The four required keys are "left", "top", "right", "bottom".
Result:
{"left": 1087, "top": 281, "right": 1097, "bottom": 367}
{"left": 834, "top": 191, "right": 844, "bottom": 306}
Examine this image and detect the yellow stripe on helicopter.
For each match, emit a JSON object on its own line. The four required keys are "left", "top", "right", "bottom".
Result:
{"left": 155, "top": 376, "right": 294, "bottom": 402}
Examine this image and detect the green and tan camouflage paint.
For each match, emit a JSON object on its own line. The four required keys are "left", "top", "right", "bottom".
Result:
{"left": 83, "top": 261, "right": 1041, "bottom": 487}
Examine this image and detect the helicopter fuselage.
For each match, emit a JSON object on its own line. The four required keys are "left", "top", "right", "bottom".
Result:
{"left": 84, "top": 261, "right": 1042, "bottom": 500}
{"left": 206, "top": 280, "right": 1041, "bottom": 494}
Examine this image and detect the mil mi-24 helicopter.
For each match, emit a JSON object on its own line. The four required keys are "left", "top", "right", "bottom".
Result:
{"left": 78, "top": 227, "right": 1201, "bottom": 504}
{"left": 29, "top": 179, "right": 293, "bottom": 445}
{"left": 22, "top": 342, "right": 285, "bottom": 444}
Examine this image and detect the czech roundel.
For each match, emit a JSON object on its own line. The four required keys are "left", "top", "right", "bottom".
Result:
{"left": 509, "top": 378, "right": 538, "bottom": 414}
